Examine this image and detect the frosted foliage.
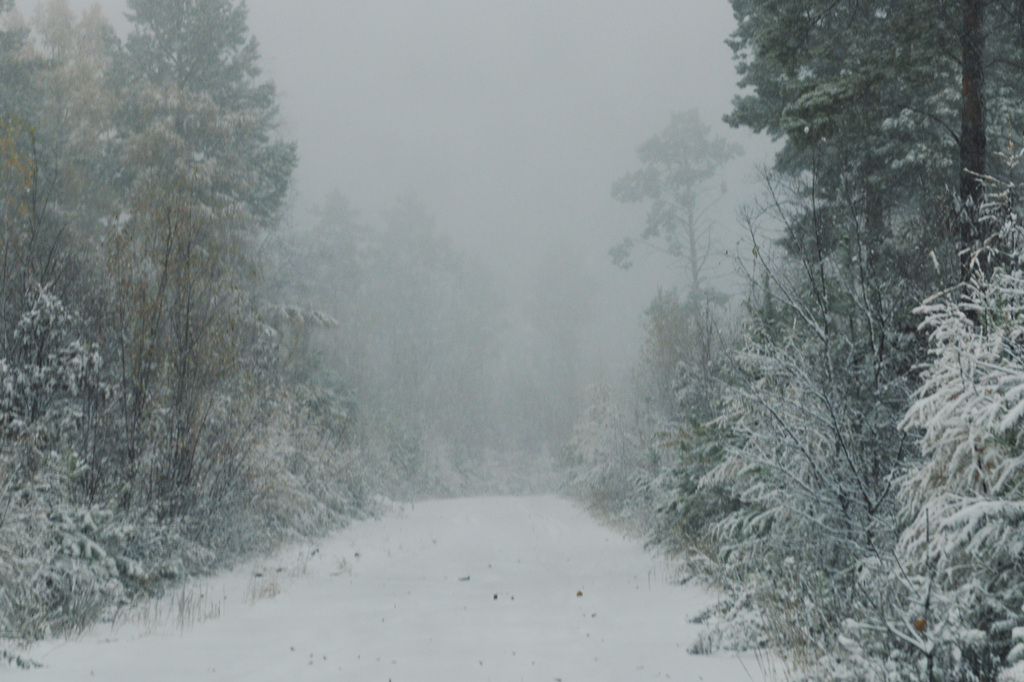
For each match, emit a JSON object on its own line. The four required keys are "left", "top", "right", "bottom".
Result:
{"left": 243, "top": 387, "right": 364, "bottom": 540}
{"left": 705, "top": 335, "right": 894, "bottom": 564}
{"left": 564, "top": 385, "right": 630, "bottom": 494}
{"left": 898, "top": 270, "right": 1024, "bottom": 639}
{"left": 563, "top": 383, "right": 658, "bottom": 521}
{"left": 0, "top": 286, "right": 114, "bottom": 641}
{"left": 121, "top": 83, "right": 262, "bottom": 225}
{"left": 0, "top": 285, "right": 102, "bottom": 441}
{"left": 693, "top": 243, "right": 910, "bottom": 676}
{"left": 901, "top": 279, "right": 1024, "bottom": 510}
{"left": 895, "top": 180, "right": 1024, "bottom": 680}
{"left": 900, "top": 205, "right": 1024, "bottom": 540}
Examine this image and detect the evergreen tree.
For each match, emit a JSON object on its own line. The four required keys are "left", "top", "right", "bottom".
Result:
{"left": 0, "top": 1, "right": 42, "bottom": 123}
{"left": 611, "top": 109, "right": 741, "bottom": 300}
{"left": 709, "top": 1, "right": 1024, "bottom": 676}
{"left": 31, "top": 0, "right": 120, "bottom": 242}
{"left": 726, "top": 0, "right": 1024, "bottom": 274}
{"left": 106, "top": 0, "right": 296, "bottom": 514}
{"left": 116, "top": 0, "right": 296, "bottom": 225}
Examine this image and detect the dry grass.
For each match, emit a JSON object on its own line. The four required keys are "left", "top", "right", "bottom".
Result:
{"left": 244, "top": 574, "right": 281, "bottom": 603}
{"left": 113, "top": 581, "right": 223, "bottom": 635}
{"left": 243, "top": 547, "right": 318, "bottom": 604}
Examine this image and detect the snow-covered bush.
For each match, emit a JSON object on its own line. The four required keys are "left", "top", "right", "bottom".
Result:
{"left": 694, "top": 188, "right": 918, "bottom": 674}
{"left": 0, "top": 284, "right": 104, "bottom": 450}
{"left": 564, "top": 290, "right": 736, "bottom": 543}
{"left": 0, "top": 456, "right": 130, "bottom": 641}
{"left": 0, "top": 286, "right": 119, "bottom": 640}
{"left": 242, "top": 384, "right": 366, "bottom": 544}
{"left": 0, "top": 285, "right": 279, "bottom": 642}
{"left": 648, "top": 420, "right": 738, "bottom": 569}
{"left": 562, "top": 383, "right": 663, "bottom": 526}
{"left": 894, "top": 178, "right": 1024, "bottom": 681}
{"left": 703, "top": 330, "right": 905, "bottom": 671}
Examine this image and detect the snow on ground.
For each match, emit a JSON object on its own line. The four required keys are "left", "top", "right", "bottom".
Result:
{"left": 12, "top": 496, "right": 767, "bottom": 681}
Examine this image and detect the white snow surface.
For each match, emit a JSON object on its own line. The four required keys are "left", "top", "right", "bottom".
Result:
{"left": 12, "top": 496, "right": 766, "bottom": 681}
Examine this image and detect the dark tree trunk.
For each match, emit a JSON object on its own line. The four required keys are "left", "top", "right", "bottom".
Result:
{"left": 960, "top": 0, "right": 986, "bottom": 281}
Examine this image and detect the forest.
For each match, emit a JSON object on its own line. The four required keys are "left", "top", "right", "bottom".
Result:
{"left": 0, "top": 0, "right": 547, "bottom": 645}
{"left": 2, "top": 0, "right": 1024, "bottom": 680}
{"left": 565, "top": 2, "right": 1024, "bottom": 681}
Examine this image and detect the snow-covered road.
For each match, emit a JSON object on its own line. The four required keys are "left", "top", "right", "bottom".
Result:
{"left": 14, "top": 496, "right": 765, "bottom": 681}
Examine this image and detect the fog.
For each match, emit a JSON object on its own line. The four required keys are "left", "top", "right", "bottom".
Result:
{"left": 10, "top": 3, "right": 1024, "bottom": 676}
{"left": 20, "top": 0, "right": 775, "bottom": 479}
{"left": 64, "top": 0, "right": 766, "bottom": 378}
{"left": 247, "top": 0, "right": 766, "bottom": 373}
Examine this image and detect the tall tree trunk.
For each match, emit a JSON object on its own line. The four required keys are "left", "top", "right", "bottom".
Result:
{"left": 960, "top": 0, "right": 986, "bottom": 281}
{"left": 685, "top": 201, "right": 701, "bottom": 299}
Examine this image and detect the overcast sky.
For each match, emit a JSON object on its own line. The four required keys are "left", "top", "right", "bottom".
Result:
{"left": 243, "top": 1, "right": 764, "bottom": 264}
{"left": 60, "top": 0, "right": 771, "bottom": 376}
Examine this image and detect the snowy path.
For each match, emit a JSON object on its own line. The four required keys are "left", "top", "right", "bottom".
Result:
{"left": 14, "top": 496, "right": 765, "bottom": 681}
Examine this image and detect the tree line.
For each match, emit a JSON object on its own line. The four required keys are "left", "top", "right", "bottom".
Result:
{"left": 0, "top": 0, "right": 554, "bottom": 649}
{"left": 565, "top": 2, "right": 1024, "bottom": 680}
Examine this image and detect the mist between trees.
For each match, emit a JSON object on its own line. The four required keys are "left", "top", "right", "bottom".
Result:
{"left": 561, "top": 1, "right": 1024, "bottom": 681}
{"left": 0, "top": 0, "right": 578, "bottom": 649}
{"left": 5, "top": 1, "right": 1024, "bottom": 681}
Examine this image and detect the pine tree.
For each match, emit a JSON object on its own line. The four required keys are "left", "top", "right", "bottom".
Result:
{"left": 107, "top": 0, "right": 296, "bottom": 514}
{"left": 0, "top": 0, "right": 42, "bottom": 123}
{"left": 727, "top": 0, "right": 1024, "bottom": 273}
{"left": 611, "top": 109, "right": 741, "bottom": 300}
{"left": 116, "top": 0, "right": 296, "bottom": 225}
